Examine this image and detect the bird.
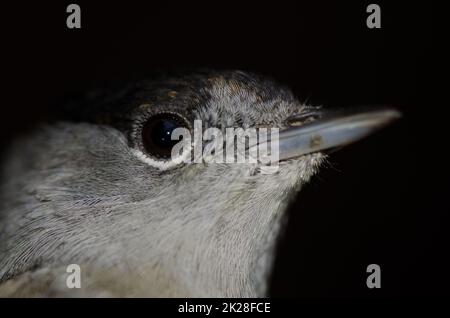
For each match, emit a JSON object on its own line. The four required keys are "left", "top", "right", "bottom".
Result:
{"left": 0, "top": 70, "right": 400, "bottom": 297}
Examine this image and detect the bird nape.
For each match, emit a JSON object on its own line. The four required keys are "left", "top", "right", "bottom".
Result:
{"left": 0, "top": 70, "right": 400, "bottom": 297}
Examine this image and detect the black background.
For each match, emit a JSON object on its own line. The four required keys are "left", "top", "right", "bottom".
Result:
{"left": 1, "top": 1, "right": 445, "bottom": 299}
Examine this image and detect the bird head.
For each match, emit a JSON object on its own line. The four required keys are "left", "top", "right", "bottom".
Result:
{"left": 0, "top": 70, "right": 400, "bottom": 297}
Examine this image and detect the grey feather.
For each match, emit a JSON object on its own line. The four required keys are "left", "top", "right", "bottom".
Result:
{"left": 0, "top": 70, "right": 324, "bottom": 297}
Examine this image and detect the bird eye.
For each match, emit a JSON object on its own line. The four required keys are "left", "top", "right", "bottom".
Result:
{"left": 141, "top": 112, "right": 190, "bottom": 160}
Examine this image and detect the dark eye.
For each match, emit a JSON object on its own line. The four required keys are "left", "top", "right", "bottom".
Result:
{"left": 141, "top": 113, "right": 189, "bottom": 160}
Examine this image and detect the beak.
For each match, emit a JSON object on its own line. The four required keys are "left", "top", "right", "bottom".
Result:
{"left": 276, "top": 106, "right": 401, "bottom": 161}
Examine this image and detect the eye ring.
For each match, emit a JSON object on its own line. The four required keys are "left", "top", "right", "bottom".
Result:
{"left": 133, "top": 111, "right": 192, "bottom": 169}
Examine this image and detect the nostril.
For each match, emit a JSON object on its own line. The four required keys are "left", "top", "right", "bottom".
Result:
{"left": 286, "top": 111, "right": 321, "bottom": 127}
